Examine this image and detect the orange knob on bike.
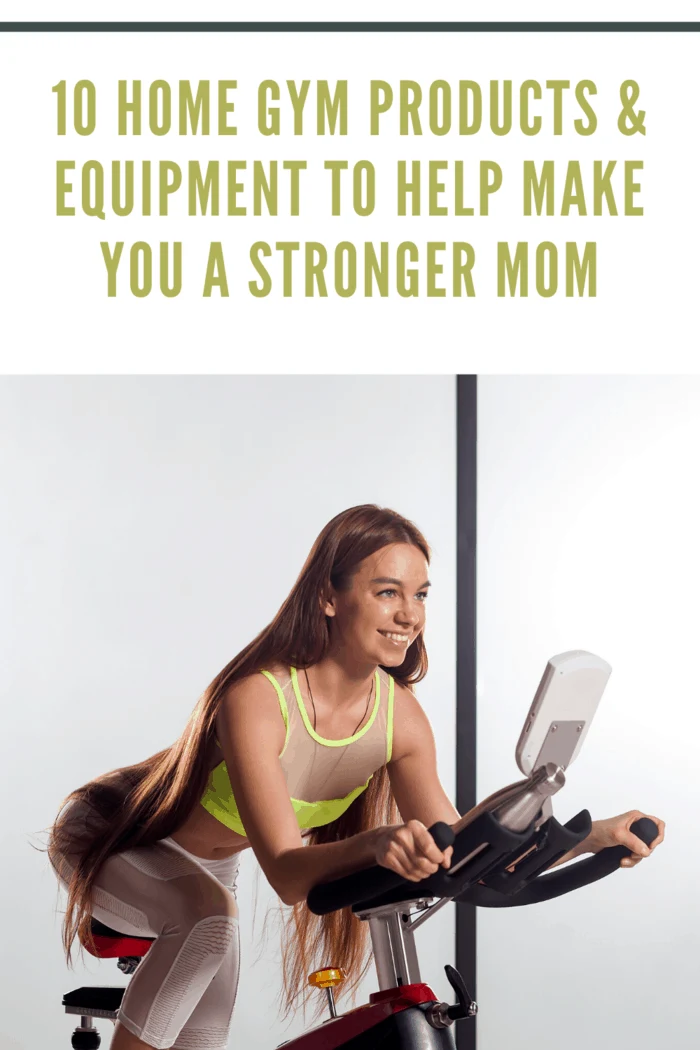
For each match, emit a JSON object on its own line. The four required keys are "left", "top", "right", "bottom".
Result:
{"left": 308, "top": 968, "right": 347, "bottom": 1019}
{"left": 307, "top": 967, "right": 347, "bottom": 989}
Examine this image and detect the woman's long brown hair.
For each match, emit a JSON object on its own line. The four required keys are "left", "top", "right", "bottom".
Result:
{"left": 43, "top": 504, "right": 431, "bottom": 1019}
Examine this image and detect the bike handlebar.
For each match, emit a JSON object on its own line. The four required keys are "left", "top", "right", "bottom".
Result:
{"left": 306, "top": 814, "right": 659, "bottom": 917}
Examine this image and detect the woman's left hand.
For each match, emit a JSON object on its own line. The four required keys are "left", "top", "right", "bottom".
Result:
{"left": 586, "top": 810, "right": 666, "bottom": 868}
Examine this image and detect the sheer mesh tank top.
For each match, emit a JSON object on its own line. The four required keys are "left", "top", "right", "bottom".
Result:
{"left": 200, "top": 666, "right": 395, "bottom": 837}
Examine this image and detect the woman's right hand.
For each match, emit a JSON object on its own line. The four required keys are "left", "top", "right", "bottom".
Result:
{"left": 373, "top": 820, "right": 453, "bottom": 882}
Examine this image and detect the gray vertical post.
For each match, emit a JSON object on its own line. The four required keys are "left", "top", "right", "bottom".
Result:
{"left": 456, "top": 374, "right": 477, "bottom": 1050}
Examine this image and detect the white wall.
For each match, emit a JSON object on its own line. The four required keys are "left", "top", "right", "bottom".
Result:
{"left": 476, "top": 376, "right": 698, "bottom": 1050}
{"left": 0, "top": 375, "right": 456, "bottom": 1049}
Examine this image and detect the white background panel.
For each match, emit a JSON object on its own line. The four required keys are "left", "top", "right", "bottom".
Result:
{"left": 476, "top": 375, "right": 697, "bottom": 1049}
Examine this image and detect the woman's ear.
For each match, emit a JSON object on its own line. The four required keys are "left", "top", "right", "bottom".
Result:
{"left": 322, "top": 589, "right": 337, "bottom": 618}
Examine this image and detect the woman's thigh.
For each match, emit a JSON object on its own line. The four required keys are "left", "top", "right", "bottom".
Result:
{"left": 50, "top": 800, "right": 238, "bottom": 936}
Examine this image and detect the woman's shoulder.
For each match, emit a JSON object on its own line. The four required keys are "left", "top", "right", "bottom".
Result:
{"left": 389, "top": 679, "right": 427, "bottom": 727}
{"left": 259, "top": 661, "right": 290, "bottom": 681}
{"left": 388, "top": 675, "right": 419, "bottom": 703}
{"left": 216, "top": 669, "right": 289, "bottom": 750}
{"left": 387, "top": 680, "right": 432, "bottom": 763}
{"left": 218, "top": 666, "right": 291, "bottom": 723}
{"left": 220, "top": 670, "right": 267, "bottom": 701}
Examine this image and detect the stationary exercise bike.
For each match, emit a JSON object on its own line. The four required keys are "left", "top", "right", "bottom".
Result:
{"left": 62, "top": 652, "right": 659, "bottom": 1049}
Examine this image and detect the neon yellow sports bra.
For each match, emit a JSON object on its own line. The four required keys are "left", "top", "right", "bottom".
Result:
{"left": 200, "top": 666, "right": 395, "bottom": 837}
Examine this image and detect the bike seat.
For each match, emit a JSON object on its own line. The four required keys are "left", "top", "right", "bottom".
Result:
{"left": 81, "top": 918, "right": 155, "bottom": 959}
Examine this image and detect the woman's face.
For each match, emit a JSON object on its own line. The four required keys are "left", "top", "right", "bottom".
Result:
{"left": 325, "top": 543, "right": 430, "bottom": 667}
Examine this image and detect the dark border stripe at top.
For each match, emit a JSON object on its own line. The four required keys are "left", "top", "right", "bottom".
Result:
{"left": 0, "top": 21, "right": 699, "bottom": 32}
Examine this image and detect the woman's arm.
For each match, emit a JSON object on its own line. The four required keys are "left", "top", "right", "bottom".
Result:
{"left": 547, "top": 810, "right": 665, "bottom": 870}
{"left": 216, "top": 675, "right": 449, "bottom": 905}
{"left": 387, "top": 684, "right": 461, "bottom": 828}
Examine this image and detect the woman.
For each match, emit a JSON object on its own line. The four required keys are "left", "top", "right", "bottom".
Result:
{"left": 47, "top": 505, "right": 664, "bottom": 1050}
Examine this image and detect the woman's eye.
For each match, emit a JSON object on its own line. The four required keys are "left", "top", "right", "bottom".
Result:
{"left": 377, "top": 588, "right": 428, "bottom": 601}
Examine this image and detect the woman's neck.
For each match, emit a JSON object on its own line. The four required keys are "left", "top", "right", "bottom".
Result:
{"left": 305, "top": 652, "right": 377, "bottom": 708}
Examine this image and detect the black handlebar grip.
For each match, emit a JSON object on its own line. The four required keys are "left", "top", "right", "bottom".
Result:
{"left": 428, "top": 821, "right": 456, "bottom": 852}
{"left": 615, "top": 816, "right": 658, "bottom": 854}
{"left": 307, "top": 821, "right": 455, "bottom": 916}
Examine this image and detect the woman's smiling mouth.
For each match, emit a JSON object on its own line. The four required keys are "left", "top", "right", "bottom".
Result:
{"left": 378, "top": 630, "right": 411, "bottom": 645}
